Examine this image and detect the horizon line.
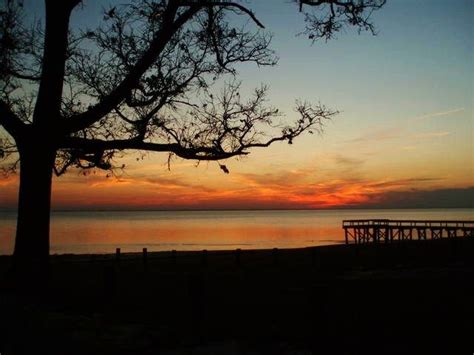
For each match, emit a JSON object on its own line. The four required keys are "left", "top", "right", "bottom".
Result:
{"left": 1, "top": 206, "right": 473, "bottom": 213}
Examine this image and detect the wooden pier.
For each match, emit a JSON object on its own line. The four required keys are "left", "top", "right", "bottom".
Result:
{"left": 343, "top": 219, "right": 474, "bottom": 244}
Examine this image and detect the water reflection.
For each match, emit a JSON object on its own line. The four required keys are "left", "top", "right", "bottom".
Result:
{"left": 0, "top": 209, "right": 472, "bottom": 254}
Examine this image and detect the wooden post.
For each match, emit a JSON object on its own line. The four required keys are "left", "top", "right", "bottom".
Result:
{"left": 431, "top": 228, "right": 442, "bottom": 239}
{"left": 447, "top": 228, "right": 457, "bottom": 238}
{"left": 143, "top": 248, "right": 148, "bottom": 272}
{"left": 115, "top": 248, "right": 121, "bottom": 264}
{"left": 417, "top": 228, "right": 426, "bottom": 240}
{"left": 344, "top": 228, "right": 348, "bottom": 245}
{"left": 235, "top": 248, "right": 241, "bottom": 266}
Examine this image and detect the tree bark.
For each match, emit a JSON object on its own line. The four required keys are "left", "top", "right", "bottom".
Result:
{"left": 13, "top": 143, "right": 56, "bottom": 265}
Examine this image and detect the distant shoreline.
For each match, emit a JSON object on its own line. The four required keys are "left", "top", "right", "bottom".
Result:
{"left": 0, "top": 207, "right": 473, "bottom": 213}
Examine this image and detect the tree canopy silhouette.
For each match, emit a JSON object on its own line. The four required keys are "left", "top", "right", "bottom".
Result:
{"left": 0, "top": 0, "right": 385, "bottom": 262}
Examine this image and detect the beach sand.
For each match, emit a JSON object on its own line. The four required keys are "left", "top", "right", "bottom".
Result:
{"left": 1, "top": 238, "right": 473, "bottom": 354}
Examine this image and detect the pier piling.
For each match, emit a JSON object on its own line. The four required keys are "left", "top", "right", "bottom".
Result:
{"left": 343, "top": 220, "right": 473, "bottom": 245}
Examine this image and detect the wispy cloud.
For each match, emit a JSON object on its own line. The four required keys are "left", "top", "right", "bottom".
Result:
{"left": 344, "top": 107, "right": 464, "bottom": 146}
{"left": 411, "top": 131, "right": 450, "bottom": 139}
{"left": 332, "top": 154, "right": 364, "bottom": 166}
{"left": 413, "top": 108, "right": 465, "bottom": 121}
{"left": 345, "top": 128, "right": 403, "bottom": 144}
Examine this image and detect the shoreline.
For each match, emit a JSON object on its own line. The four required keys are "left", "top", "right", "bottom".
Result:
{"left": 1, "top": 237, "right": 472, "bottom": 269}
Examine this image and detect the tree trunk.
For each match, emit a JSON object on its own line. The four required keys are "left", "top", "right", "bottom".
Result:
{"left": 13, "top": 145, "right": 55, "bottom": 265}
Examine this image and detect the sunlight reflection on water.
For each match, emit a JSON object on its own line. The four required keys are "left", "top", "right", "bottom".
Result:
{"left": 0, "top": 209, "right": 473, "bottom": 255}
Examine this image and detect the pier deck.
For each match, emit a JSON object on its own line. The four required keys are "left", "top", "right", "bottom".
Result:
{"left": 342, "top": 219, "right": 474, "bottom": 244}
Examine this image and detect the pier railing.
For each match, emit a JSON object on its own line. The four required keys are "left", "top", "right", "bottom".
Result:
{"left": 342, "top": 219, "right": 474, "bottom": 244}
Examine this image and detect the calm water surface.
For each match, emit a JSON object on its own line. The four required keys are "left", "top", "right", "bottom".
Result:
{"left": 0, "top": 209, "right": 472, "bottom": 255}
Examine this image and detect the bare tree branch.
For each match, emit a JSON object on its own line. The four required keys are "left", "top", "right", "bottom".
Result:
{"left": 0, "top": 99, "right": 25, "bottom": 138}
{"left": 65, "top": 3, "right": 200, "bottom": 134}
{"left": 297, "top": 0, "right": 386, "bottom": 41}
{"left": 4, "top": 68, "right": 41, "bottom": 81}
{"left": 57, "top": 83, "right": 337, "bottom": 173}
{"left": 1, "top": 0, "right": 384, "bottom": 177}
{"left": 178, "top": 1, "right": 265, "bottom": 29}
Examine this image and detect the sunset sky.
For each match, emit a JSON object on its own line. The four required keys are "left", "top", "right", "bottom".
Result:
{"left": 0, "top": 0, "right": 473, "bottom": 210}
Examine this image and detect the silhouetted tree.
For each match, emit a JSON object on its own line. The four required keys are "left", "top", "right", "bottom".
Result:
{"left": 0, "top": 0, "right": 385, "bottom": 265}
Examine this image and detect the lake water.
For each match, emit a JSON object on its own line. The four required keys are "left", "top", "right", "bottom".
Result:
{"left": 0, "top": 209, "right": 473, "bottom": 255}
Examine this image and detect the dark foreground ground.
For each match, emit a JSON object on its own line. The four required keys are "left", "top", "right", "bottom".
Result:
{"left": 1, "top": 238, "right": 473, "bottom": 354}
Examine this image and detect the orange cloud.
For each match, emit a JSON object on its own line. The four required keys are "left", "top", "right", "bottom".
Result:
{"left": 0, "top": 158, "right": 470, "bottom": 210}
